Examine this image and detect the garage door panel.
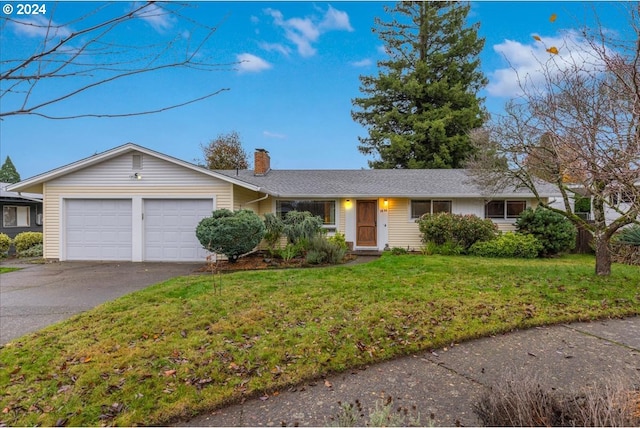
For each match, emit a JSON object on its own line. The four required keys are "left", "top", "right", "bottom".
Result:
{"left": 65, "top": 199, "right": 132, "bottom": 261}
{"left": 144, "top": 199, "right": 212, "bottom": 262}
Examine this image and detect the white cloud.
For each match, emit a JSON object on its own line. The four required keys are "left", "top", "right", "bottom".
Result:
{"left": 264, "top": 6, "right": 353, "bottom": 58}
{"left": 319, "top": 5, "right": 354, "bottom": 32}
{"left": 487, "top": 31, "right": 607, "bottom": 98}
{"left": 259, "top": 42, "right": 292, "bottom": 56}
{"left": 11, "top": 15, "right": 72, "bottom": 39}
{"left": 135, "top": 3, "right": 176, "bottom": 32}
{"left": 236, "top": 53, "right": 272, "bottom": 73}
{"left": 351, "top": 58, "right": 372, "bottom": 67}
{"left": 263, "top": 131, "right": 287, "bottom": 139}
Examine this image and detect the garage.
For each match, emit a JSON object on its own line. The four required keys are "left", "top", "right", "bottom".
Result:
{"left": 65, "top": 199, "right": 133, "bottom": 261}
{"left": 144, "top": 199, "right": 213, "bottom": 261}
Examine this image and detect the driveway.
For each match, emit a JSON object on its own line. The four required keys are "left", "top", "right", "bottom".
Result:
{"left": 0, "top": 261, "right": 202, "bottom": 345}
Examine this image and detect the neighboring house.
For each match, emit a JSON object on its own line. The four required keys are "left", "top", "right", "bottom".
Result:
{"left": 1, "top": 182, "right": 43, "bottom": 239}
{"left": 7, "top": 143, "right": 560, "bottom": 262}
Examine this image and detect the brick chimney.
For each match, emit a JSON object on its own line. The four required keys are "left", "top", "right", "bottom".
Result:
{"left": 254, "top": 148, "right": 271, "bottom": 176}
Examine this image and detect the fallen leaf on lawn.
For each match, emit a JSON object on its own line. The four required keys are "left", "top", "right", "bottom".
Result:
{"left": 82, "top": 356, "right": 92, "bottom": 363}
{"left": 164, "top": 369, "right": 176, "bottom": 377}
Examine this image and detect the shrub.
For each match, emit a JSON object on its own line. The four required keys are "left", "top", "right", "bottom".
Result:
{"left": 469, "top": 232, "right": 542, "bottom": 258}
{"left": 515, "top": 207, "right": 577, "bottom": 256}
{"left": 474, "top": 372, "right": 640, "bottom": 427}
{"left": 196, "top": 209, "right": 265, "bottom": 262}
{"left": 417, "top": 213, "right": 497, "bottom": 251}
{"left": 19, "top": 243, "right": 43, "bottom": 258}
{"left": 615, "top": 224, "right": 640, "bottom": 246}
{"left": 390, "top": 247, "right": 408, "bottom": 255}
{"left": 611, "top": 225, "right": 640, "bottom": 266}
{"left": 0, "top": 233, "right": 11, "bottom": 256}
{"left": 327, "top": 231, "right": 348, "bottom": 251}
{"left": 263, "top": 213, "right": 284, "bottom": 255}
{"left": 281, "top": 211, "right": 324, "bottom": 245}
{"left": 305, "top": 235, "right": 346, "bottom": 265}
{"left": 13, "top": 232, "right": 43, "bottom": 253}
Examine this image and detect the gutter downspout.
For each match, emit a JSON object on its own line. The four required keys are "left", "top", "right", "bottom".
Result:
{"left": 241, "top": 192, "right": 269, "bottom": 208}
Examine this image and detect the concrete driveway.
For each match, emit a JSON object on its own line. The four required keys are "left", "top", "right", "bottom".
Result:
{"left": 0, "top": 261, "right": 203, "bottom": 345}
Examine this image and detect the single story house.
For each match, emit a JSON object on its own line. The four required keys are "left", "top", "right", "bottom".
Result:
{"left": 7, "top": 143, "right": 560, "bottom": 262}
{"left": 1, "top": 182, "right": 43, "bottom": 239}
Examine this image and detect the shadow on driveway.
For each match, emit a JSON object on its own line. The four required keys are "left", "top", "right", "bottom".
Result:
{"left": 0, "top": 261, "right": 203, "bottom": 345}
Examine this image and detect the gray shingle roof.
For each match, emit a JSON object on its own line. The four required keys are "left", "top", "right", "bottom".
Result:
{"left": 215, "top": 169, "right": 559, "bottom": 198}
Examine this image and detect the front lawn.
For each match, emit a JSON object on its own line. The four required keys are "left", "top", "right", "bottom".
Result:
{"left": 0, "top": 267, "right": 20, "bottom": 274}
{"left": 1, "top": 254, "right": 639, "bottom": 426}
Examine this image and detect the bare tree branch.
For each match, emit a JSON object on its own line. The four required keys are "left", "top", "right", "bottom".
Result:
{"left": 468, "top": 2, "right": 640, "bottom": 275}
{"left": 1, "top": 1, "right": 234, "bottom": 119}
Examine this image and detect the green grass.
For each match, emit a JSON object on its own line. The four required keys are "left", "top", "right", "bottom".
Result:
{"left": 0, "top": 267, "right": 19, "bottom": 274}
{"left": 1, "top": 254, "right": 639, "bottom": 426}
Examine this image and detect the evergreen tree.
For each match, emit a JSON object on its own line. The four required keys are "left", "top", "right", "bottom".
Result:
{"left": 0, "top": 156, "right": 20, "bottom": 183}
{"left": 352, "top": 1, "right": 487, "bottom": 169}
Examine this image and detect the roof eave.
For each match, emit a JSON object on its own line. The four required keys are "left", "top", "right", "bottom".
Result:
{"left": 7, "top": 143, "right": 262, "bottom": 193}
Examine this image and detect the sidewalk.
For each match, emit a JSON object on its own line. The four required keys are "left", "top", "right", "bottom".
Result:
{"left": 178, "top": 317, "right": 640, "bottom": 427}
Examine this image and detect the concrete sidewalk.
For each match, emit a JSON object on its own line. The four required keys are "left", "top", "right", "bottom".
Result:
{"left": 179, "top": 317, "right": 640, "bottom": 427}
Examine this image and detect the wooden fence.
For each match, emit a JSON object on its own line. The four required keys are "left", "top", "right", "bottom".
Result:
{"left": 574, "top": 221, "right": 594, "bottom": 254}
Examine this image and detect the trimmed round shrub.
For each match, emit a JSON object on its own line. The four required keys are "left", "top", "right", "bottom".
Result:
{"left": 469, "top": 232, "right": 542, "bottom": 259}
{"left": 196, "top": 209, "right": 265, "bottom": 262}
{"left": 515, "top": 208, "right": 577, "bottom": 256}
{"left": 0, "top": 233, "right": 11, "bottom": 256}
{"left": 418, "top": 213, "right": 497, "bottom": 251}
{"left": 13, "top": 231, "right": 43, "bottom": 253}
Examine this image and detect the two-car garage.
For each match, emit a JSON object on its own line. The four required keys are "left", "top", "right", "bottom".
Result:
{"left": 64, "top": 198, "right": 213, "bottom": 262}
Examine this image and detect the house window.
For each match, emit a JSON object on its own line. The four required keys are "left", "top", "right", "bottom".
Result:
{"left": 276, "top": 200, "right": 336, "bottom": 226}
{"left": 486, "top": 200, "right": 527, "bottom": 219}
{"left": 3, "top": 206, "right": 30, "bottom": 227}
{"left": 411, "top": 200, "right": 452, "bottom": 219}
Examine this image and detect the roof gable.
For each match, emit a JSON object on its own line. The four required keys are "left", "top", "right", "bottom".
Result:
{"left": 7, "top": 143, "right": 260, "bottom": 193}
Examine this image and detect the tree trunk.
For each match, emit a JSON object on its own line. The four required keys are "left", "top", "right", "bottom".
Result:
{"left": 594, "top": 234, "right": 612, "bottom": 276}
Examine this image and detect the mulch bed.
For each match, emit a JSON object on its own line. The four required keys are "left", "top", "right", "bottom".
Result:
{"left": 198, "top": 252, "right": 357, "bottom": 273}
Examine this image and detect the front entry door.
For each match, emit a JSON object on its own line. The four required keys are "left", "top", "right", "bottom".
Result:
{"left": 356, "top": 200, "right": 377, "bottom": 247}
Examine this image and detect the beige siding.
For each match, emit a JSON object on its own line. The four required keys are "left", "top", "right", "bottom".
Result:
{"left": 232, "top": 186, "right": 263, "bottom": 212}
{"left": 385, "top": 197, "right": 544, "bottom": 251}
{"left": 43, "top": 175, "right": 233, "bottom": 260}
{"left": 387, "top": 198, "right": 422, "bottom": 250}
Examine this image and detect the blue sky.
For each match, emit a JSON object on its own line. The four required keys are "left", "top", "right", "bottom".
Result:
{"left": 0, "top": 1, "right": 632, "bottom": 179}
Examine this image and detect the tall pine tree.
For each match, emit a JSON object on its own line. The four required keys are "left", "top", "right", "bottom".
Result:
{"left": 352, "top": 1, "right": 487, "bottom": 169}
{"left": 0, "top": 156, "right": 20, "bottom": 183}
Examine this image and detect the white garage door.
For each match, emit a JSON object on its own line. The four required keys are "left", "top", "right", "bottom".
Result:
{"left": 65, "top": 199, "right": 132, "bottom": 261}
{"left": 144, "top": 199, "right": 213, "bottom": 261}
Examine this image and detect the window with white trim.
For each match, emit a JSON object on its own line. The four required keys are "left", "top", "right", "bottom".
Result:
{"left": 485, "top": 200, "right": 526, "bottom": 219}
{"left": 410, "top": 200, "right": 452, "bottom": 219}
{"left": 3, "top": 206, "right": 30, "bottom": 227}
{"left": 276, "top": 200, "right": 336, "bottom": 226}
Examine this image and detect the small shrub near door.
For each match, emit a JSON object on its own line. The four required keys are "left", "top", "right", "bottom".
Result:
{"left": 13, "top": 232, "right": 43, "bottom": 255}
